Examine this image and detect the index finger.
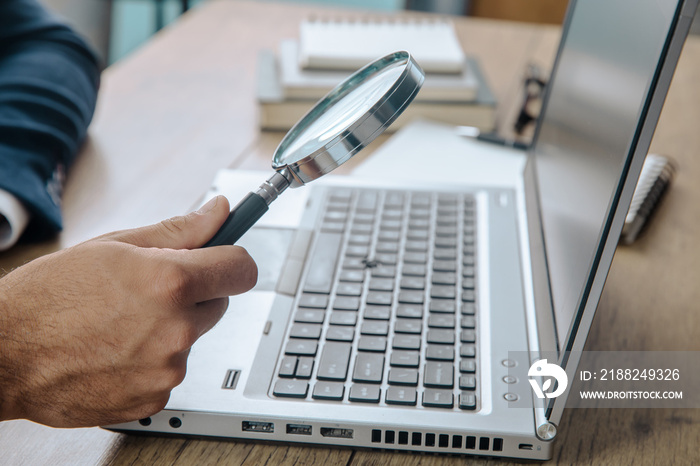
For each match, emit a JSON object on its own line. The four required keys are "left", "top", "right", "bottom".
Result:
{"left": 172, "top": 245, "right": 258, "bottom": 305}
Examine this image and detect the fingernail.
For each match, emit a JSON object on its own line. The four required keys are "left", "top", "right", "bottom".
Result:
{"left": 196, "top": 196, "right": 219, "bottom": 214}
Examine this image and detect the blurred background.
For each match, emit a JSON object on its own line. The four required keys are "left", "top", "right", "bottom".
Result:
{"left": 42, "top": 0, "right": 699, "bottom": 66}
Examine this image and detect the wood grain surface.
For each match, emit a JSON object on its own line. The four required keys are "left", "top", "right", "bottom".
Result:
{"left": 1, "top": 1, "right": 698, "bottom": 464}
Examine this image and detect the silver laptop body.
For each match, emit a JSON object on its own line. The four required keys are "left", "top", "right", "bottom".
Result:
{"left": 110, "top": 0, "right": 698, "bottom": 460}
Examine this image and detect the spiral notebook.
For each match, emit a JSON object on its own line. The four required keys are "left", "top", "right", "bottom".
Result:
{"left": 298, "top": 18, "right": 466, "bottom": 73}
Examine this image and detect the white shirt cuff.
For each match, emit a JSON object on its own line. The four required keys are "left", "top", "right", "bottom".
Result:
{"left": 0, "top": 189, "right": 30, "bottom": 251}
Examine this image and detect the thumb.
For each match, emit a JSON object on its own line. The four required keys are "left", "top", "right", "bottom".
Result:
{"left": 101, "top": 196, "right": 231, "bottom": 249}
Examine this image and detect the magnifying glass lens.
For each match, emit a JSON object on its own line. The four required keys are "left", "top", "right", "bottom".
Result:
{"left": 278, "top": 63, "right": 406, "bottom": 163}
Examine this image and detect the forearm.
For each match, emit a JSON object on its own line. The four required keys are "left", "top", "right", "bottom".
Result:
{"left": 0, "top": 0, "right": 100, "bottom": 239}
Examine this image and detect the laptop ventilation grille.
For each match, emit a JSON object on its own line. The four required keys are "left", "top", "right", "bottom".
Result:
{"left": 371, "top": 429, "right": 503, "bottom": 452}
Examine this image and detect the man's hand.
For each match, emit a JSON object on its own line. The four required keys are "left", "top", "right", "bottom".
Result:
{"left": 0, "top": 196, "right": 257, "bottom": 427}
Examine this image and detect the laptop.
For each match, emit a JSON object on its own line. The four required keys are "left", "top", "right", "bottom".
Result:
{"left": 110, "top": 0, "right": 698, "bottom": 460}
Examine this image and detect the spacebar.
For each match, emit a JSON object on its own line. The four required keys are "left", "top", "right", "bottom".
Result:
{"left": 302, "top": 232, "right": 343, "bottom": 294}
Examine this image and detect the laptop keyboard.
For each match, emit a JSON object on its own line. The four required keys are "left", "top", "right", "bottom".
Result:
{"left": 271, "top": 188, "right": 478, "bottom": 411}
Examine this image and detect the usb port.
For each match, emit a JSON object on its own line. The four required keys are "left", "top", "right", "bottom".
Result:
{"left": 320, "top": 427, "right": 353, "bottom": 439}
{"left": 519, "top": 443, "right": 534, "bottom": 450}
{"left": 242, "top": 421, "right": 274, "bottom": 433}
{"left": 286, "top": 424, "right": 312, "bottom": 435}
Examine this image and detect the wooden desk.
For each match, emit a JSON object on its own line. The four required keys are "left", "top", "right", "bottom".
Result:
{"left": 1, "top": 1, "right": 698, "bottom": 464}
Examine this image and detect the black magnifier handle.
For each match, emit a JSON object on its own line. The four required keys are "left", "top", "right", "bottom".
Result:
{"left": 202, "top": 192, "right": 269, "bottom": 247}
{"left": 202, "top": 171, "right": 291, "bottom": 247}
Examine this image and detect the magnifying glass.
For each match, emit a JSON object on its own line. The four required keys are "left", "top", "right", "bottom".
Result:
{"left": 204, "top": 51, "right": 424, "bottom": 247}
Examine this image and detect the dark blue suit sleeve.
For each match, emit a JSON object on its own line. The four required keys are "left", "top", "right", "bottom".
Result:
{"left": 0, "top": 0, "right": 100, "bottom": 240}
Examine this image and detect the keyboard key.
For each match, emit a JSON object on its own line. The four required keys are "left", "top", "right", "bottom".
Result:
{"left": 336, "top": 283, "right": 363, "bottom": 296}
{"left": 317, "top": 342, "right": 352, "bottom": 381}
{"left": 459, "top": 392, "right": 477, "bottom": 410}
{"left": 385, "top": 192, "right": 405, "bottom": 207}
{"left": 371, "top": 266, "right": 396, "bottom": 278}
{"left": 349, "top": 384, "right": 381, "bottom": 403}
{"left": 378, "top": 230, "right": 401, "bottom": 241}
{"left": 422, "top": 389, "right": 454, "bottom": 408}
{"left": 348, "top": 234, "right": 371, "bottom": 245}
{"left": 368, "top": 278, "right": 394, "bottom": 292}
{"left": 382, "top": 210, "right": 402, "bottom": 220}
{"left": 390, "top": 351, "right": 420, "bottom": 368}
{"left": 392, "top": 335, "right": 421, "bottom": 350}
{"left": 436, "top": 226, "right": 458, "bottom": 237}
{"left": 285, "top": 339, "right": 318, "bottom": 356}
{"left": 342, "top": 258, "right": 365, "bottom": 270}
{"left": 426, "top": 345, "right": 455, "bottom": 361}
{"left": 460, "top": 360, "right": 477, "bottom": 373}
{"left": 424, "top": 362, "right": 454, "bottom": 388}
{"left": 462, "top": 266, "right": 475, "bottom": 277}
{"left": 289, "top": 323, "right": 322, "bottom": 339}
{"left": 294, "top": 309, "right": 325, "bottom": 324}
{"left": 409, "top": 208, "right": 430, "bottom": 219}
{"left": 433, "top": 249, "right": 457, "bottom": 260}
{"left": 461, "top": 316, "right": 476, "bottom": 329}
{"left": 376, "top": 242, "right": 399, "bottom": 253}
{"left": 358, "top": 336, "right": 387, "bottom": 352}
{"left": 303, "top": 232, "right": 342, "bottom": 294}
{"left": 376, "top": 253, "right": 398, "bottom": 265}
{"left": 461, "top": 302, "right": 476, "bottom": 316}
{"left": 326, "top": 326, "right": 355, "bottom": 342}
{"left": 346, "top": 245, "right": 369, "bottom": 257}
{"left": 388, "top": 368, "right": 419, "bottom": 386}
{"left": 460, "top": 345, "right": 476, "bottom": 358}
{"left": 400, "top": 277, "right": 425, "bottom": 290}
{"left": 462, "top": 290, "right": 476, "bottom": 302}
{"left": 462, "top": 278, "right": 476, "bottom": 290}
{"left": 406, "top": 229, "right": 429, "bottom": 240}
{"left": 435, "top": 237, "right": 457, "bottom": 248}
{"left": 353, "top": 213, "right": 375, "bottom": 224}
{"left": 427, "top": 329, "right": 455, "bottom": 344}
{"left": 296, "top": 357, "right": 314, "bottom": 378}
{"left": 366, "top": 291, "right": 392, "bottom": 306}
{"left": 432, "top": 272, "right": 456, "bottom": 285}
{"left": 396, "top": 304, "right": 423, "bottom": 319}
{"left": 463, "top": 255, "right": 475, "bottom": 266}
{"left": 361, "top": 321, "right": 389, "bottom": 336}
{"left": 433, "top": 260, "right": 456, "bottom": 272}
{"left": 459, "top": 375, "right": 477, "bottom": 390}
{"left": 273, "top": 379, "right": 309, "bottom": 398}
{"left": 404, "top": 252, "right": 427, "bottom": 264}
{"left": 298, "top": 294, "right": 329, "bottom": 309}
{"left": 333, "top": 296, "right": 360, "bottom": 311}
{"left": 357, "top": 192, "right": 378, "bottom": 211}
{"left": 409, "top": 219, "right": 430, "bottom": 229}
{"left": 436, "top": 215, "right": 458, "bottom": 226}
{"left": 278, "top": 356, "right": 297, "bottom": 378}
{"left": 330, "top": 311, "right": 357, "bottom": 326}
{"left": 353, "top": 353, "right": 384, "bottom": 383}
{"left": 405, "top": 240, "right": 428, "bottom": 252}
{"left": 402, "top": 264, "right": 426, "bottom": 277}
{"left": 351, "top": 223, "right": 373, "bottom": 235}
{"left": 428, "top": 315, "right": 455, "bottom": 329}
{"left": 380, "top": 220, "right": 402, "bottom": 230}
{"left": 394, "top": 319, "right": 422, "bottom": 334}
{"left": 339, "top": 269, "right": 365, "bottom": 283}
{"left": 398, "top": 291, "right": 424, "bottom": 304}
{"left": 364, "top": 305, "right": 391, "bottom": 320}
{"left": 429, "top": 300, "right": 455, "bottom": 314}
{"left": 460, "top": 330, "right": 477, "bottom": 343}
{"left": 313, "top": 381, "right": 345, "bottom": 401}
{"left": 386, "top": 387, "right": 417, "bottom": 406}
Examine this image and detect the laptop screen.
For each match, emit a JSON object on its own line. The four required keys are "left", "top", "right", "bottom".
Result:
{"left": 531, "top": 0, "right": 683, "bottom": 350}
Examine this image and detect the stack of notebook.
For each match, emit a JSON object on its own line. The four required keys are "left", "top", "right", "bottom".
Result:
{"left": 257, "top": 18, "right": 497, "bottom": 131}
